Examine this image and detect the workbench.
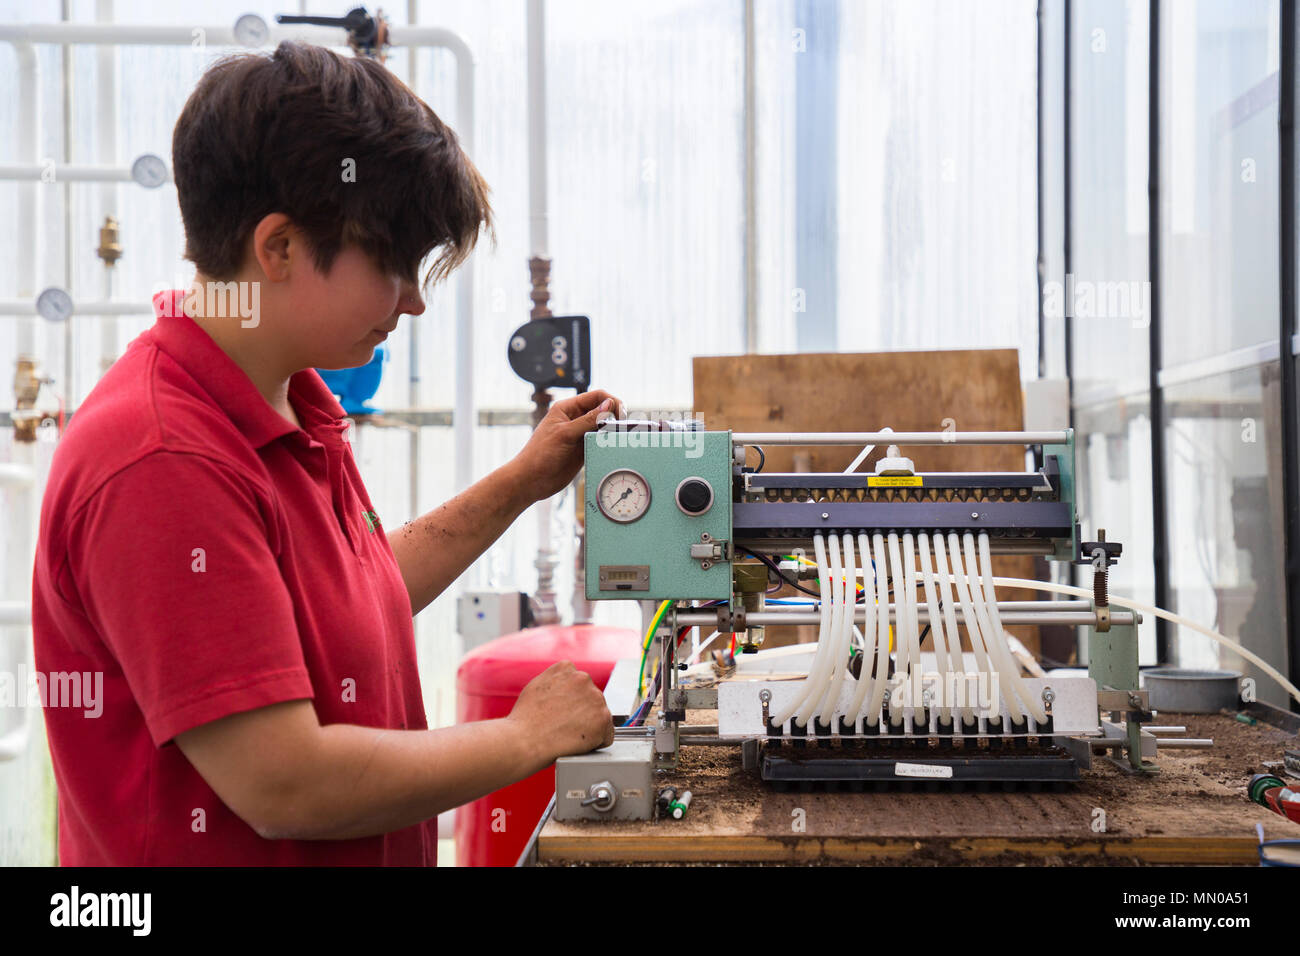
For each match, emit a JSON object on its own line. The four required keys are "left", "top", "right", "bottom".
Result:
{"left": 531, "top": 707, "right": 1299, "bottom": 865}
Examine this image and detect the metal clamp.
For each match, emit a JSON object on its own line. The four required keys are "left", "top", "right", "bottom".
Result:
{"left": 715, "top": 605, "right": 747, "bottom": 633}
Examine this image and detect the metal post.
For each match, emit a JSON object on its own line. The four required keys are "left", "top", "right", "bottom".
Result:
{"left": 1147, "top": 0, "right": 1171, "bottom": 666}
{"left": 1279, "top": 0, "right": 1300, "bottom": 710}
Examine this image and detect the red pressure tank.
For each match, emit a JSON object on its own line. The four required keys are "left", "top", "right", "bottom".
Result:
{"left": 454, "top": 624, "right": 637, "bottom": 867}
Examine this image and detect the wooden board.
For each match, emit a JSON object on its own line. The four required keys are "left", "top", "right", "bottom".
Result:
{"left": 537, "top": 712, "right": 1298, "bottom": 865}
{"left": 692, "top": 349, "right": 1044, "bottom": 655}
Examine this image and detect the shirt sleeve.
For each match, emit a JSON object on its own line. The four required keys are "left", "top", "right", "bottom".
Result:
{"left": 68, "top": 450, "right": 315, "bottom": 746}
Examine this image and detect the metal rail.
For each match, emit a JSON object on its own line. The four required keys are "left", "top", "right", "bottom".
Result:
{"left": 732, "top": 431, "right": 1070, "bottom": 446}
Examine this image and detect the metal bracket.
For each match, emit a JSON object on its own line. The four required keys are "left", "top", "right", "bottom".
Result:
{"left": 1096, "top": 689, "right": 1148, "bottom": 712}
{"left": 689, "top": 532, "right": 729, "bottom": 570}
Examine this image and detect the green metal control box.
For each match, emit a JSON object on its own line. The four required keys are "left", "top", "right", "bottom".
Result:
{"left": 584, "top": 429, "right": 733, "bottom": 601}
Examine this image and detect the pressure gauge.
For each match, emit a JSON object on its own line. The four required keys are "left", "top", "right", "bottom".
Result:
{"left": 233, "top": 13, "right": 270, "bottom": 47}
{"left": 130, "top": 154, "right": 169, "bottom": 189}
{"left": 597, "top": 469, "right": 651, "bottom": 523}
{"left": 35, "top": 287, "right": 74, "bottom": 322}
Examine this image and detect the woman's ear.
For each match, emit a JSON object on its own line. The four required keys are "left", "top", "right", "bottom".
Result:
{"left": 250, "top": 213, "right": 296, "bottom": 282}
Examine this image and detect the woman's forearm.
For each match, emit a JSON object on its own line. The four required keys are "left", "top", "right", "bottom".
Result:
{"left": 278, "top": 716, "right": 549, "bottom": 841}
{"left": 387, "top": 458, "right": 537, "bottom": 614}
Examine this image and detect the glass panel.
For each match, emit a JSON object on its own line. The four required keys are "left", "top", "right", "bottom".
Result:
{"left": 1163, "top": 363, "right": 1289, "bottom": 709}
{"left": 1160, "top": 0, "right": 1279, "bottom": 367}
{"left": 833, "top": 0, "right": 1040, "bottom": 378}
{"left": 1069, "top": 0, "right": 1151, "bottom": 398}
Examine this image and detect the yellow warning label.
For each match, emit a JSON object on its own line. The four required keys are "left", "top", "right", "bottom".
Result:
{"left": 867, "top": 476, "right": 923, "bottom": 487}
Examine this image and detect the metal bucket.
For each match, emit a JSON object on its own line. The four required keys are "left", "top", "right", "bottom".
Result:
{"left": 1142, "top": 668, "right": 1241, "bottom": 714}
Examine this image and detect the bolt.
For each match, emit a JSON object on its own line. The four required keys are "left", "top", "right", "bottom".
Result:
{"left": 971, "top": 512, "right": 980, "bottom": 520}
{"left": 1041, "top": 686, "right": 1055, "bottom": 704}
{"left": 822, "top": 512, "right": 830, "bottom": 520}
{"left": 759, "top": 689, "right": 772, "bottom": 704}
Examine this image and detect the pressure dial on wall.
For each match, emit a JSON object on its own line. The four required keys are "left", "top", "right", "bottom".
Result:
{"left": 596, "top": 469, "right": 651, "bottom": 523}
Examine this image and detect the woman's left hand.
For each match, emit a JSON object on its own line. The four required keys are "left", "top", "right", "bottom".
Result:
{"left": 513, "top": 389, "right": 623, "bottom": 503}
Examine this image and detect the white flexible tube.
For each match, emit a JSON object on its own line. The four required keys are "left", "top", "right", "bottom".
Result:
{"left": 865, "top": 533, "right": 891, "bottom": 727}
{"left": 851, "top": 625, "right": 865, "bottom": 652}
{"left": 930, "top": 534, "right": 974, "bottom": 725}
{"left": 885, "top": 533, "right": 908, "bottom": 724}
{"left": 960, "top": 532, "right": 1025, "bottom": 723}
{"left": 975, "top": 533, "right": 1047, "bottom": 724}
{"left": 814, "top": 532, "right": 855, "bottom": 723}
{"left": 803, "top": 533, "right": 845, "bottom": 726}
{"left": 773, "top": 533, "right": 833, "bottom": 728}
{"left": 845, "top": 532, "right": 878, "bottom": 729}
{"left": 685, "top": 630, "right": 722, "bottom": 665}
{"left": 961, "top": 575, "right": 1300, "bottom": 709}
{"left": 901, "top": 533, "right": 925, "bottom": 724}
{"left": 916, "top": 533, "right": 952, "bottom": 725}
{"left": 947, "top": 532, "right": 999, "bottom": 720}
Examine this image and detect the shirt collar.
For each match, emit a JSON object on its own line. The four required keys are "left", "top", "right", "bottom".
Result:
{"left": 148, "top": 289, "right": 349, "bottom": 449}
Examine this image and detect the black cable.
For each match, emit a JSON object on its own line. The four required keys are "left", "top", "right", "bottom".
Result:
{"left": 752, "top": 444, "right": 766, "bottom": 472}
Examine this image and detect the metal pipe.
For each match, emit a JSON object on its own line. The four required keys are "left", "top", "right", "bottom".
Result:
{"left": 1146, "top": 738, "right": 1214, "bottom": 749}
{"left": 732, "top": 431, "right": 1070, "bottom": 446}
{"left": 674, "top": 607, "right": 1135, "bottom": 628}
{"left": 0, "top": 163, "right": 141, "bottom": 182}
{"left": 1087, "top": 736, "right": 1212, "bottom": 750}
{"left": 97, "top": 2, "right": 119, "bottom": 372}
{"left": 0, "top": 300, "right": 150, "bottom": 316}
{"left": 615, "top": 724, "right": 715, "bottom": 736}
{"left": 0, "top": 22, "right": 339, "bottom": 45}
{"left": 0, "top": 602, "right": 32, "bottom": 627}
{"left": 14, "top": 41, "right": 38, "bottom": 358}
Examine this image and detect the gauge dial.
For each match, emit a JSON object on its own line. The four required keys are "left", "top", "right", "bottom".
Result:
{"left": 233, "top": 13, "right": 270, "bottom": 47}
{"left": 35, "top": 287, "right": 74, "bottom": 322}
{"left": 130, "top": 154, "right": 169, "bottom": 189}
{"left": 597, "top": 469, "right": 651, "bottom": 523}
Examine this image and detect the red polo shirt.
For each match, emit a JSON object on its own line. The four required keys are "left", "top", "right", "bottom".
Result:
{"left": 32, "top": 289, "right": 434, "bottom": 865}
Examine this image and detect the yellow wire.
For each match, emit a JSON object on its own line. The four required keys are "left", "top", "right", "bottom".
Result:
{"left": 638, "top": 601, "right": 672, "bottom": 696}
{"left": 642, "top": 601, "right": 670, "bottom": 650}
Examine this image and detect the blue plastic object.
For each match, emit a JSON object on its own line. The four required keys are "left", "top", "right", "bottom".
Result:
{"left": 316, "top": 345, "right": 386, "bottom": 415}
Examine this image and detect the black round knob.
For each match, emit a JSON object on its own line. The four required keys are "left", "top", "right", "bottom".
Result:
{"left": 676, "top": 478, "right": 713, "bottom": 515}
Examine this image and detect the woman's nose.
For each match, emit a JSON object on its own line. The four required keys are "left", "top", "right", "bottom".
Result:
{"left": 401, "top": 282, "right": 426, "bottom": 316}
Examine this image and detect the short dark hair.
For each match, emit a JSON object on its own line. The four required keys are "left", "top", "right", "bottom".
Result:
{"left": 172, "top": 40, "right": 492, "bottom": 289}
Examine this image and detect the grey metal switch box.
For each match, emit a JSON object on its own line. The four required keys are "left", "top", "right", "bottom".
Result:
{"left": 555, "top": 740, "right": 655, "bottom": 822}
